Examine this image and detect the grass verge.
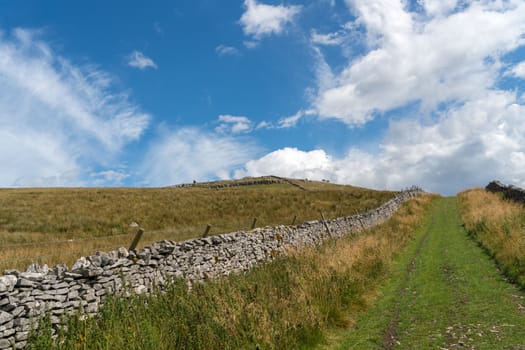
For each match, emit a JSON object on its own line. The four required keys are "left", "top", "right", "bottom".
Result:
{"left": 458, "top": 188, "right": 525, "bottom": 287}
{"left": 27, "top": 195, "right": 433, "bottom": 350}
{"left": 326, "top": 197, "right": 525, "bottom": 349}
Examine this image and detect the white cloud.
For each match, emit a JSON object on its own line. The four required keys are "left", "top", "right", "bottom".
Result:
{"left": 311, "top": 29, "right": 346, "bottom": 46}
{"left": 418, "top": 0, "right": 460, "bottom": 17}
{"left": 256, "top": 121, "right": 274, "bottom": 130}
{"left": 236, "top": 147, "right": 334, "bottom": 181}
{"left": 314, "top": 1, "right": 525, "bottom": 125}
{"left": 278, "top": 112, "right": 303, "bottom": 128}
{"left": 215, "top": 115, "right": 253, "bottom": 134}
{"left": 239, "top": 0, "right": 301, "bottom": 40}
{"left": 127, "top": 50, "right": 158, "bottom": 70}
{"left": 277, "top": 109, "right": 315, "bottom": 128}
{"left": 243, "top": 40, "right": 260, "bottom": 49}
{"left": 237, "top": 91, "right": 525, "bottom": 195}
{"left": 510, "top": 61, "right": 525, "bottom": 79}
{"left": 0, "top": 28, "right": 150, "bottom": 186}
{"left": 252, "top": 109, "right": 316, "bottom": 130}
{"left": 215, "top": 45, "right": 240, "bottom": 57}
{"left": 90, "top": 170, "right": 130, "bottom": 186}
{"left": 141, "top": 128, "right": 258, "bottom": 186}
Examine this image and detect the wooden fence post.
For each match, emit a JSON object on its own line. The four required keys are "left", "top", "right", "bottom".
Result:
{"left": 319, "top": 211, "right": 333, "bottom": 237}
{"left": 291, "top": 215, "right": 297, "bottom": 225}
{"left": 129, "top": 228, "right": 144, "bottom": 251}
{"left": 354, "top": 210, "right": 366, "bottom": 231}
{"left": 251, "top": 217, "right": 258, "bottom": 230}
{"left": 202, "top": 224, "right": 212, "bottom": 238}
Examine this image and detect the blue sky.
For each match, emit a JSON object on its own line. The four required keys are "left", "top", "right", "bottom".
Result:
{"left": 0, "top": 0, "right": 524, "bottom": 194}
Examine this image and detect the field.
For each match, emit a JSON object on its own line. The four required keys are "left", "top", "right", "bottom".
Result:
{"left": 11, "top": 180, "right": 525, "bottom": 349}
{"left": 28, "top": 190, "right": 434, "bottom": 350}
{"left": 0, "top": 177, "right": 396, "bottom": 271}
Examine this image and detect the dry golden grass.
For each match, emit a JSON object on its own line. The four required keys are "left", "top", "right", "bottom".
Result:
{"left": 0, "top": 178, "right": 395, "bottom": 271}
{"left": 458, "top": 188, "right": 525, "bottom": 285}
{"left": 286, "top": 193, "right": 435, "bottom": 327}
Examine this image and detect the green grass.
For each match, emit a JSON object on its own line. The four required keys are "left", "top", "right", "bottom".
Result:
{"left": 27, "top": 194, "right": 433, "bottom": 350}
{"left": 325, "top": 197, "right": 525, "bottom": 349}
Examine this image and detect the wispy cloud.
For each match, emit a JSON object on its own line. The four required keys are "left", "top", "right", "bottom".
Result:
{"left": 215, "top": 45, "right": 240, "bottom": 57}
{"left": 0, "top": 28, "right": 150, "bottom": 186}
{"left": 89, "top": 170, "right": 130, "bottom": 186}
{"left": 310, "top": 29, "right": 345, "bottom": 46}
{"left": 277, "top": 109, "right": 316, "bottom": 128}
{"left": 140, "top": 128, "right": 258, "bottom": 186}
{"left": 255, "top": 110, "right": 315, "bottom": 130}
{"left": 215, "top": 115, "right": 253, "bottom": 134}
{"left": 239, "top": 0, "right": 301, "bottom": 40}
{"left": 127, "top": 50, "right": 158, "bottom": 70}
{"left": 153, "top": 22, "right": 164, "bottom": 36}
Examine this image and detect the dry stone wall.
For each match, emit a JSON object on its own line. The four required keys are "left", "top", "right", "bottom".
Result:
{"left": 486, "top": 180, "right": 525, "bottom": 204}
{"left": 0, "top": 189, "right": 420, "bottom": 349}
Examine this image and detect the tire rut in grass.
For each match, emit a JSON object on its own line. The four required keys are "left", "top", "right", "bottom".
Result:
{"left": 382, "top": 215, "right": 434, "bottom": 350}
{"left": 391, "top": 198, "right": 525, "bottom": 349}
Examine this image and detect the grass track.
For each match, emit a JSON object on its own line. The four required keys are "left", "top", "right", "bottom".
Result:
{"left": 326, "top": 197, "right": 525, "bottom": 349}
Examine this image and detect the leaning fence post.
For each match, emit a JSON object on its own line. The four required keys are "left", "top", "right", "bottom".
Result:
{"left": 354, "top": 210, "right": 366, "bottom": 231}
{"left": 291, "top": 215, "right": 297, "bottom": 225}
{"left": 202, "top": 224, "right": 212, "bottom": 238}
{"left": 251, "top": 217, "right": 258, "bottom": 230}
{"left": 319, "top": 211, "right": 333, "bottom": 237}
{"left": 129, "top": 228, "right": 144, "bottom": 251}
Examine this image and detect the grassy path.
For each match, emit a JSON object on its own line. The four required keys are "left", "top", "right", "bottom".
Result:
{"left": 329, "top": 197, "right": 525, "bottom": 349}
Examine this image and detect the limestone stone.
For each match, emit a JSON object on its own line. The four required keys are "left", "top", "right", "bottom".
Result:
{"left": 15, "top": 279, "right": 35, "bottom": 288}
{"left": 0, "top": 311, "right": 13, "bottom": 325}
{"left": 0, "top": 276, "right": 17, "bottom": 293}
{"left": 0, "top": 338, "right": 12, "bottom": 349}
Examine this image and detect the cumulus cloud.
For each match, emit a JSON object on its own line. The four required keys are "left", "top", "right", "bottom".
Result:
{"left": 253, "top": 0, "right": 525, "bottom": 194}
{"left": 0, "top": 28, "right": 150, "bottom": 186}
{"left": 215, "top": 115, "right": 253, "bottom": 134}
{"left": 418, "top": 0, "right": 460, "bottom": 17}
{"left": 314, "top": 0, "right": 525, "bottom": 125}
{"left": 127, "top": 50, "right": 157, "bottom": 70}
{"left": 215, "top": 45, "right": 240, "bottom": 57}
{"left": 236, "top": 147, "right": 334, "bottom": 180}
{"left": 238, "top": 91, "right": 525, "bottom": 195}
{"left": 140, "top": 128, "right": 258, "bottom": 186}
{"left": 239, "top": 0, "right": 301, "bottom": 40}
